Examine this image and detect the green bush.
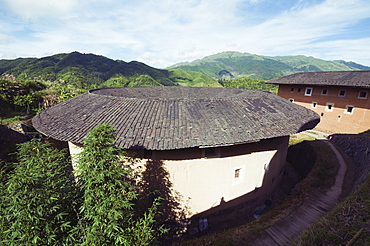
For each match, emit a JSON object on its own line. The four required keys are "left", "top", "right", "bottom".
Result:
{"left": 0, "top": 124, "right": 165, "bottom": 245}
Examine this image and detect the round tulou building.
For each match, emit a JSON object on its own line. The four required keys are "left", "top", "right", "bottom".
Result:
{"left": 32, "top": 86, "right": 319, "bottom": 218}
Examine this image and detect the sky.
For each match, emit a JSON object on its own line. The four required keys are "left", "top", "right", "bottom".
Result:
{"left": 0, "top": 0, "right": 370, "bottom": 68}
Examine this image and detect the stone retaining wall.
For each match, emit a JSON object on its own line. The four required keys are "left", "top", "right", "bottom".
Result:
{"left": 329, "top": 134, "right": 370, "bottom": 187}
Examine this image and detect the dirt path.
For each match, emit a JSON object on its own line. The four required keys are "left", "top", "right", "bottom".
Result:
{"left": 254, "top": 141, "right": 347, "bottom": 246}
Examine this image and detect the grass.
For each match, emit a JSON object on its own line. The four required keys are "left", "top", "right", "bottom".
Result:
{"left": 289, "top": 134, "right": 316, "bottom": 145}
{"left": 291, "top": 174, "right": 370, "bottom": 245}
{"left": 0, "top": 115, "right": 24, "bottom": 125}
{"left": 306, "top": 141, "right": 338, "bottom": 189}
{"left": 172, "top": 140, "right": 340, "bottom": 245}
{"left": 291, "top": 134, "right": 370, "bottom": 246}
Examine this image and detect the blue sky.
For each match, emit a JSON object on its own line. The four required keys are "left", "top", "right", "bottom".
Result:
{"left": 0, "top": 0, "right": 370, "bottom": 68}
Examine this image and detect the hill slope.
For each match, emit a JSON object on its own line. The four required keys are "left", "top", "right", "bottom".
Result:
{"left": 168, "top": 51, "right": 370, "bottom": 80}
{"left": 0, "top": 52, "right": 219, "bottom": 89}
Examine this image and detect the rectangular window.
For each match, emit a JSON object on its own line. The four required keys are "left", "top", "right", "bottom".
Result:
{"left": 232, "top": 166, "right": 245, "bottom": 185}
{"left": 344, "top": 105, "right": 355, "bottom": 115}
{"left": 321, "top": 89, "right": 328, "bottom": 95}
{"left": 234, "top": 168, "right": 241, "bottom": 178}
{"left": 297, "top": 88, "right": 301, "bottom": 92}
{"left": 338, "top": 90, "right": 346, "bottom": 97}
{"left": 304, "top": 87, "right": 313, "bottom": 96}
{"left": 311, "top": 102, "right": 317, "bottom": 108}
{"left": 290, "top": 88, "right": 294, "bottom": 92}
{"left": 289, "top": 98, "right": 294, "bottom": 103}
{"left": 358, "top": 91, "right": 368, "bottom": 99}
{"left": 325, "top": 102, "right": 334, "bottom": 112}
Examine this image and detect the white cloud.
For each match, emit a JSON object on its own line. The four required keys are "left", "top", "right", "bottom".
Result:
{"left": 131, "top": 0, "right": 370, "bottom": 67}
{"left": 2, "top": 0, "right": 77, "bottom": 20}
{"left": 308, "top": 38, "right": 370, "bottom": 65}
{"left": 0, "top": 0, "right": 370, "bottom": 67}
{"left": 0, "top": 33, "right": 13, "bottom": 44}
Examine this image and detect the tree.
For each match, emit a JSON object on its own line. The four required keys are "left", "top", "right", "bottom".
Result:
{"left": 0, "top": 124, "right": 165, "bottom": 245}
{"left": 0, "top": 140, "right": 78, "bottom": 245}
{"left": 12, "top": 94, "right": 35, "bottom": 114}
{"left": 74, "top": 124, "right": 165, "bottom": 245}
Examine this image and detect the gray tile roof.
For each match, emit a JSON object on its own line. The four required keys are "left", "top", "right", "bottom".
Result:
{"left": 32, "top": 87, "right": 319, "bottom": 150}
{"left": 266, "top": 71, "right": 370, "bottom": 88}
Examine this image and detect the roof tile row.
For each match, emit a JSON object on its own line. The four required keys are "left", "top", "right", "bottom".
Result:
{"left": 32, "top": 87, "right": 320, "bottom": 150}
{"left": 266, "top": 71, "right": 370, "bottom": 87}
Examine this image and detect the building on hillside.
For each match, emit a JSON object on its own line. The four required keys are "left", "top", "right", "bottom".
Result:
{"left": 32, "top": 87, "right": 319, "bottom": 219}
{"left": 266, "top": 71, "right": 370, "bottom": 134}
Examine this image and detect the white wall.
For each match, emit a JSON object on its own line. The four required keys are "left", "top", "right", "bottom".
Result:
{"left": 68, "top": 136, "right": 289, "bottom": 216}
{"left": 162, "top": 150, "right": 277, "bottom": 215}
{"left": 68, "top": 142, "right": 83, "bottom": 170}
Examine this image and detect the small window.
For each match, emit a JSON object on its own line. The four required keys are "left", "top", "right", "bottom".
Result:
{"left": 311, "top": 102, "right": 317, "bottom": 108}
{"left": 338, "top": 90, "right": 346, "bottom": 97}
{"left": 344, "top": 105, "right": 354, "bottom": 115}
{"left": 290, "top": 88, "right": 294, "bottom": 92}
{"left": 234, "top": 168, "right": 241, "bottom": 178}
{"left": 289, "top": 98, "right": 294, "bottom": 103}
{"left": 232, "top": 166, "right": 244, "bottom": 185}
{"left": 321, "top": 89, "right": 328, "bottom": 95}
{"left": 297, "top": 88, "right": 301, "bottom": 92}
{"left": 304, "top": 87, "right": 313, "bottom": 96}
{"left": 358, "top": 91, "right": 368, "bottom": 99}
{"left": 325, "top": 103, "right": 334, "bottom": 112}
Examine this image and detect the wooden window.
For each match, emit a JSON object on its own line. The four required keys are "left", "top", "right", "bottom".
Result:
{"left": 358, "top": 91, "right": 368, "bottom": 99}
{"left": 321, "top": 89, "right": 328, "bottom": 95}
{"left": 304, "top": 87, "right": 313, "bottom": 96}
{"left": 338, "top": 90, "right": 346, "bottom": 97}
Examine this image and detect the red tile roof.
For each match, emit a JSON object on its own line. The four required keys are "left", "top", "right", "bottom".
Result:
{"left": 32, "top": 87, "right": 319, "bottom": 150}
{"left": 266, "top": 71, "right": 370, "bottom": 87}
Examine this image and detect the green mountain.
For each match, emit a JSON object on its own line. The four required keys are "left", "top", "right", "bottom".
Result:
{"left": 0, "top": 52, "right": 219, "bottom": 89}
{"left": 168, "top": 51, "right": 370, "bottom": 80}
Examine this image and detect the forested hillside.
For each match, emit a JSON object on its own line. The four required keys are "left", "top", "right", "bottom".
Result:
{"left": 0, "top": 52, "right": 219, "bottom": 89}
{"left": 1, "top": 52, "right": 277, "bottom": 123}
{"left": 0, "top": 74, "right": 85, "bottom": 119}
{"left": 169, "top": 51, "right": 370, "bottom": 80}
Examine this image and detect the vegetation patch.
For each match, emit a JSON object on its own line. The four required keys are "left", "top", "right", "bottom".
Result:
{"left": 289, "top": 134, "right": 316, "bottom": 145}
{"left": 218, "top": 77, "right": 277, "bottom": 93}
{"left": 0, "top": 124, "right": 166, "bottom": 245}
{"left": 292, "top": 174, "right": 370, "bottom": 245}
{"left": 0, "top": 52, "right": 219, "bottom": 90}
{"left": 0, "top": 75, "right": 86, "bottom": 121}
{"left": 169, "top": 51, "right": 368, "bottom": 80}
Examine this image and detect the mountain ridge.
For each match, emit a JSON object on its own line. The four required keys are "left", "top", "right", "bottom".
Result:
{"left": 168, "top": 51, "right": 370, "bottom": 80}
{"left": 0, "top": 51, "right": 219, "bottom": 89}
{"left": 2, "top": 51, "right": 370, "bottom": 87}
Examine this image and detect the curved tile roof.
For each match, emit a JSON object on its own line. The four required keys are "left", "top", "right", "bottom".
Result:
{"left": 266, "top": 71, "right": 370, "bottom": 88}
{"left": 32, "top": 87, "right": 320, "bottom": 150}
